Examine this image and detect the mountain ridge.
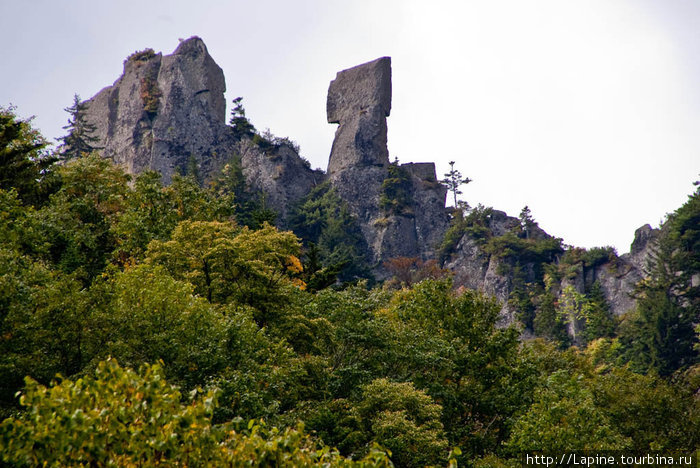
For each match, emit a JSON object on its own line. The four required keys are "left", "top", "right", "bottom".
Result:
{"left": 79, "top": 36, "right": 658, "bottom": 336}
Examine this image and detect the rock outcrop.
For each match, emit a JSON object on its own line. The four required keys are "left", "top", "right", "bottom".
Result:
{"left": 81, "top": 37, "right": 319, "bottom": 221}
{"left": 237, "top": 141, "right": 324, "bottom": 222}
{"left": 78, "top": 38, "right": 656, "bottom": 336}
{"left": 327, "top": 57, "right": 392, "bottom": 175}
{"left": 83, "top": 37, "right": 231, "bottom": 183}
{"left": 592, "top": 224, "right": 658, "bottom": 316}
{"left": 325, "top": 58, "right": 449, "bottom": 268}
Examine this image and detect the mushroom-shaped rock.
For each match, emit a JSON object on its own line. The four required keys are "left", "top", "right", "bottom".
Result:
{"left": 327, "top": 57, "right": 392, "bottom": 175}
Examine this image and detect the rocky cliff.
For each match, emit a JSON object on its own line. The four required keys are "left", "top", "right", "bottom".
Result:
{"left": 79, "top": 37, "right": 655, "bottom": 334}
{"left": 81, "top": 37, "right": 319, "bottom": 220}
{"left": 83, "top": 38, "right": 229, "bottom": 183}
{"left": 325, "top": 58, "right": 449, "bottom": 269}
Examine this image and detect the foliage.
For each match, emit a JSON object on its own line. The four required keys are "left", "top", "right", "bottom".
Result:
{"left": 209, "top": 155, "right": 278, "bottom": 230}
{"left": 385, "top": 280, "right": 527, "bottom": 459}
{"left": 229, "top": 96, "right": 256, "bottom": 138}
{"left": 58, "top": 94, "right": 101, "bottom": 160}
{"left": 0, "top": 106, "right": 56, "bottom": 205}
{"left": 438, "top": 204, "right": 493, "bottom": 263}
{"left": 91, "top": 264, "right": 233, "bottom": 388}
{"left": 532, "top": 290, "right": 571, "bottom": 347}
{"left": 507, "top": 370, "right": 630, "bottom": 453}
{"left": 140, "top": 75, "right": 162, "bottom": 115}
{"left": 146, "top": 220, "right": 304, "bottom": 324}
{"left": 557, "top": 284, "right": 615, "bottom": 346}
{"left": 353, "top": 379, "right": 449, "bottom": 467}
{"left": 380, "top": 163, "right": 414, "bottom": 216}
{"left": 589, "top": 367, "right": 699, "bottom": 451}
{"left": 125, "top": 47, "right": 156, "bottom": 63}
{"left": 0, "top": 359, "right": 392, "bottom": 467}
{"left": 112, "top": 170, "right": 235, "bottom": 263}
{"left": 290, "top": 181, "right": 371, "bottom": 283}
{"left": 383, "top": 256, "right": 447, "bottom": 288}
{"left": 618, "top": 185, "right": 700, "bottom": 375}
{"left": 559, "top": 246, "right": 618, "bottom": 275}
{"left": 0, "top": 248, "right": 87, "bottom": 413}
{"left": 0, "top": 126, "right": 698, "bottom": 466}
{"left": 518, "top": 206, "right": 536, "bottom": 239}
{"left": 32, "top": 154, "right": 129, "bottom": 284}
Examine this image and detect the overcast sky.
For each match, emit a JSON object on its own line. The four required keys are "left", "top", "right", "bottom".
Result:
{"left": 2, "top": 0, "right": 698, "bottom": 253}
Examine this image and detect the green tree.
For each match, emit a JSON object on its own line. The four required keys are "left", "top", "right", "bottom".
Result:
{"left": 0, "top": 247, "right": 89, "bottom": 415}
{"left": 533, "top": 290, "right": 571, "bottom": 347}
{"left": 0, "top": 107, "right": 56, "bottom": 205}
{"left": 590, "top": 367, "right": 698, "bottom": 451}
{"left": 442, "top": 160, "right": 471, "bottom": 208}
{"left": 229, "top": 96, "right": 255, "bottom": 138}
{"left": 506, "top": 370, "right": 630, "bottom": 453}
{"left": 58, "top": 94, "right": 101, "bottom": 160}
{"left": 618, "top": 186, "right": 699, "bottom": 375}
{"left": 111, "top": 170, "right": 235, "bottom": 263}
{"left": 91, "top": 264, "right": 233, "bottom": 388}
{"left": 385, "top": 280, "right": 527, "bottom": 459}
{"left": 518, "top": 206, "right": 536, "bottom": 239}
{"left": 290, "top": 182, "right": 371, "bottom": 283}
{"left": 380, "top": 163, "right": 414, "bottom": 216}
{"left": 146, "top": 221, "right": 304, "bottom": 324}
{"left": 32, "top": 154, "right": 129, "bottom": 284}
{"left": 354, "top": 379, "right": 449, "bottom": 468}
{"left": 0, "top": 359, "right": 392, "bottom": 467}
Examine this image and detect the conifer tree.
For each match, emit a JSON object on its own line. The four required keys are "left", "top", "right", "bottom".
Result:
{"left": 229, "top": 96, "right": 255, "bottom": 138}
{"left": 59, "top": 94, "right": 101, "bottom": 160}
{"left": 442, "top": 160, "right": 471, "bottom": 207}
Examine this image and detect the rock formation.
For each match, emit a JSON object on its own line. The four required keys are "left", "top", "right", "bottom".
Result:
{"left": 325, "top": 57, "right": 449, "bottom": 268}
{"left": 81, "top": 37, "right": 318, "bottom": 220}
{"left": 327, "top": 57, "right": 392, "bottom": 175}
{"left": 83, "top": 37, "right": 230, "bottom": 183}
{"left": 78, "top": 37, "right": 656, "bottom": 335}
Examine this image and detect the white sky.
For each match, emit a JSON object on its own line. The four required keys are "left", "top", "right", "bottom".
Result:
{"left": 2, "top": 0, "right": 698, "bottom": 254}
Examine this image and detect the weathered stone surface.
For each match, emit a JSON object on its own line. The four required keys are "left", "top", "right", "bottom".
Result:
{"left": 237, "top": 140, "right": 324, "bottom": 222}
{"left": 327, "top": 57, "right": 392, "bottom": 175}
{"left": 83, "top": 37, "right": 232, "bottom": 183}
{"left": 325, "top": 58, "right": 449, "bottom": 269}
{"left": 81, "top": 37, "right": 319, "bottom": 223}
{"left": 592, "top": 224, "right": 659, "bottom": 316}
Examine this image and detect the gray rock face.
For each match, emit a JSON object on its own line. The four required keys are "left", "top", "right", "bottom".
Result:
{"left": 325, "top": 58, "right": 448, "bottom": 268}
{"left": 83, "top": 37, "right": 232, "bottom": 183}
{"left": 237, "top": 140, "right": 324, "bottom": 222}
{"left": 81, "top": 37, "right": 319, "bottom": 222}
{"left": 592, "top": 224, "right": 659, "bottom": 316}
{"left": 327, "top": 57, "right": 392, "bottom": 175}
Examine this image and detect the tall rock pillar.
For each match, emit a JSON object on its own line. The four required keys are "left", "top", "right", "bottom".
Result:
{"left": 325, "top": 57, "right": 449, "bottom": 270}
{"left": 327, "top": 57, "right": 392, "bottom": 175}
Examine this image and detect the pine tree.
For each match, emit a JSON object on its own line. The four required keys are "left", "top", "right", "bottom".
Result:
{"left": 229, "top": 97, "right": 255, "bottom": 138}
{"left": 441, "top": 160, "right": 471, "bottom": 207}
{"left": 59, "top": 94, "right": 101, "bottom": 160}
{"left": 619, "top": 185, "right": 699, "bottom": 375}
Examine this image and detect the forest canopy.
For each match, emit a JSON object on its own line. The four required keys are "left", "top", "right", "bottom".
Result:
{"left": 0, "top": 107, "right": 698, "bottom": 466}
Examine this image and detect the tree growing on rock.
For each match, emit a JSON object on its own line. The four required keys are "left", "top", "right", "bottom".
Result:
{"left": 442, "top": 160, "right": 471, "bottom": 208}
{"left": 229, "top": 96, "right": 255, "bottom": 138}
{"left": 58, "top": 94, "right": 101, "bottom": 160}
